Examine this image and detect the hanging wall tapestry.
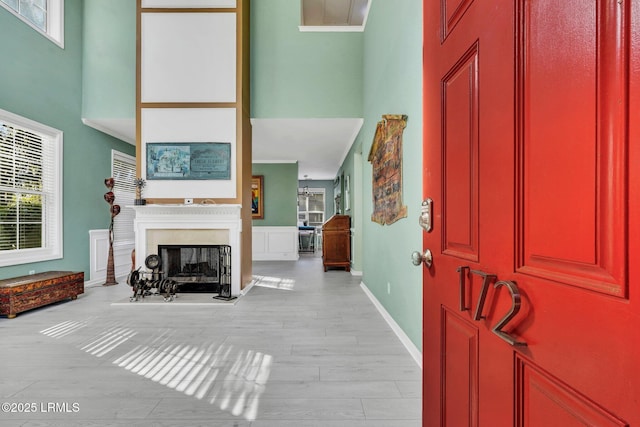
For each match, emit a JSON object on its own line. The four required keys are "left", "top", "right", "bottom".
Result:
{"left": 368, "top": 114, "right": 408, "bottom": 225}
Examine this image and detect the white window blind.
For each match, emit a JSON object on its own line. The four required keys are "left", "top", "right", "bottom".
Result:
{"left": 0, "top": 108, "right": 62, "bottom": 267}
{"left": 111, "top": 150, "right": 136, "bottom": 245}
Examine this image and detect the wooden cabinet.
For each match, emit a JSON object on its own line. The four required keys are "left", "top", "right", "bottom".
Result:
{"left": 322, "top": 215, "right": 351, "bottom": 272}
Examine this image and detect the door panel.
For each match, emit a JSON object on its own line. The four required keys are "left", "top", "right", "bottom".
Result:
{"left": 517, "top": 0, "right": 628, "bottom": 296}
{"left": 441, "top": 308, "right": 478, "bottom": 427}
{"left": 423, "top": 0, "right": 639, "bottom": 425}
{"left": 442, "top": 43, "right": 479, "bottom": 262}
{"left": 515, "top": 356, "right": 627, "bottom": 427}
{"left": 442, "top": 0, "right": 474, "bottom": 40}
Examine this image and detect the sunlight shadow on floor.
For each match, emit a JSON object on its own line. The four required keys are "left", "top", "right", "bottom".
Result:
{"left": 40, "top": 319, "right": 273, "bottom": 421}
{"left": 40, "top": 318, "right": 94, "bottom": 338}
{"left": 113, "top": 338, "right": 272, "bottom": 420}
{"left": 253, "top": 275, "right": 296, "bottom": 291}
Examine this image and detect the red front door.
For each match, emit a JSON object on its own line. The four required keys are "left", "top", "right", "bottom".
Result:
{"left": 422, "top": 0, "right": 640, "bottom": 425}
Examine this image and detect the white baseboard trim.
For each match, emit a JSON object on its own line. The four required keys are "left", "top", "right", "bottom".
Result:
{"left": 350, "top": 269, "right": 363, "bottom": 277}
{"left": 85, "top": 279, "right": 102, "bottom": 288}
{"left": 241, "top": 278, "right": 257, "bottom": 295}
{"left": 360, "top": 281, "right": 422, "bottom": 369}
{"left": 85, "top": 274, "right": 128, "bottom": 288}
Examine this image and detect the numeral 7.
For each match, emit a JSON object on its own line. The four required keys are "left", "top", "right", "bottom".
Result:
{"left": 470, "top": 270, "right": 496, "bottom": 321}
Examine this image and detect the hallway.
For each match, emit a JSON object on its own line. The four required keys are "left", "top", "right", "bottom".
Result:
{"left": 0, "top": 255, "right": 421, "bottom": 426}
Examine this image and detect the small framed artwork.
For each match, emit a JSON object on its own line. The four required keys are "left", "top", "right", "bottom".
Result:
{"left": 251, "top": 175, "right": 264, "bottom": 219}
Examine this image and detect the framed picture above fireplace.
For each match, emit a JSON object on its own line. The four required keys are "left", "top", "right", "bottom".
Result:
{"left": 146, "top": 142, "right": 231, "bottom": 180}
{"left": 251, "top": 175, "right": 264, "bottom": 219}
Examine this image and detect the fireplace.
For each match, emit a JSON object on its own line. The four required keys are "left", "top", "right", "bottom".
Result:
{"left": 131, "top": 204, "right": 242, "bottom": 297}
{"left": 158, "top": 244, "right": 231, "bottom": 294}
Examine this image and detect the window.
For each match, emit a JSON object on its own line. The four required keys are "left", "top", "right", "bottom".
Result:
{"left": 111, "top": 150, "right": 136, "bottom": 245}
{"left": 0, "top": 108, "right": 63, "bottom": 267}
{"left": 0, "top": 0, "right": 64, "bottom": 48}
{"left": 298, "top": 188, "right": 325, "bottom": 227}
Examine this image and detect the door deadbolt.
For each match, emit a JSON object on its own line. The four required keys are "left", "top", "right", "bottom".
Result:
{"left": 419, "top": 198, "right": 433, "bottom": 232}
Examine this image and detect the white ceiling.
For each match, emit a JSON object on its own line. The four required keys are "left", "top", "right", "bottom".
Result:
{"left": 82, "top": 118, "right": 136, "bottom": 145}
{"left": 301, "top": 0, "right": 369, "bottom": 26}
{"left": 252, "top": 118, "right": 363, "bottom": 180}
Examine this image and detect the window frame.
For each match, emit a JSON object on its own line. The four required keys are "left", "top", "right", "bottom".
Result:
{"left": 0, "top": 0, "right": 65, "bottom": 48}
{"left": 298, "top": 187, "right": 325, "bottom": 227}
{"left": 0, "top": 108, "right": 63, "bottom": 267}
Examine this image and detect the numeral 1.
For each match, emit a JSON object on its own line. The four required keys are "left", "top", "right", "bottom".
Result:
{"left": 456, "top": 266, "right": 470, "bottom": 311}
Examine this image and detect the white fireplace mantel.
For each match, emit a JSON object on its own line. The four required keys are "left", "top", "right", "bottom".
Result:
{"left": 130, "top": 204, "right": 242, "bottom": 296}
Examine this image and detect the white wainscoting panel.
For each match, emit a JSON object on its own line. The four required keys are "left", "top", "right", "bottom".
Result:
{"left": 88, "top": 230, "right": 134, "bottom": 287}
{"left": 142, "top": 0, "right": 236, "bottom": 7}
{"left": 252, "top": 227, "right": 298, "bottom": 261}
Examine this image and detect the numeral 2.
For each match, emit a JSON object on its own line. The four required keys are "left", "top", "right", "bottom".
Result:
{"left": 491, "top": 280, "right": 526, "bottom": 346}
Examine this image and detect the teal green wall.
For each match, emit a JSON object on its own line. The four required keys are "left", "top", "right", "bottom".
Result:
{"left": 252, "top": 0, "right": 423, "bottom": 351}
{"left": 82, "top": 0, "right": 136, "bottom": 119}
{"left": 250, "top": 0, "right": 363, "bottom": 118}
{"left": 252, "top": 163, "right": 298, "bottom": 226}
{"left": 0, "top": 1, "right": 135, "bottom": 280}
{"left": 339, "top": 1, "right": 423, "bottom": 350}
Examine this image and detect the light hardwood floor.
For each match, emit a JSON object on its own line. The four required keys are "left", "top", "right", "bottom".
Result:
{"left": 0, "top": 255, "right": 421, "bottom": 426}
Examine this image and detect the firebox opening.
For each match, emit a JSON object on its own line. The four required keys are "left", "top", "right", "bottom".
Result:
{"left": 158, "top": 244, "right": 231, "bottom": 294}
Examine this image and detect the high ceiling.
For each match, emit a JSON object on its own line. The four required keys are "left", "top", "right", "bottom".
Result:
{"left": 251, "top": 0, "right": 371, "bottom": 180}
{"left": 87, "top": 0, "right": 371, "bottom": 182}
{"left": 301, "top": 0, "right": 369, "bottom": 27}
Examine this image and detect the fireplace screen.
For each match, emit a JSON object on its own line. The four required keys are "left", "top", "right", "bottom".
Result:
{"left": 158, "top": 245, "right": 231, "bottom": 294}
